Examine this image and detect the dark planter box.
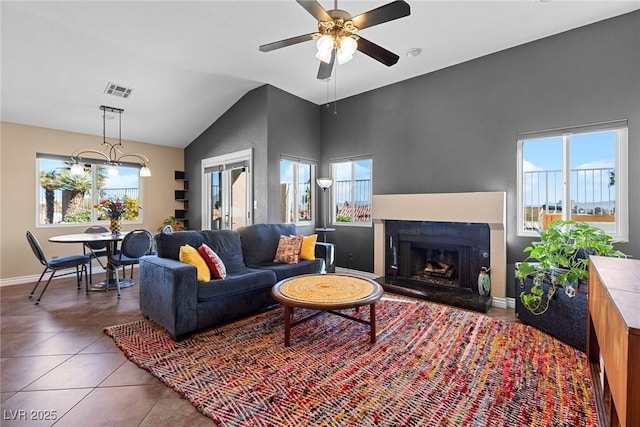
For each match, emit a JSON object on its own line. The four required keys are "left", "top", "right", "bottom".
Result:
{"left": 515, "top": 275, "right": 587, "bottom": 352}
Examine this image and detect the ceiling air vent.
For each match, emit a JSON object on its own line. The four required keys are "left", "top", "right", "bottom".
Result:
{"left": 104, "top": 82, "right": 133, "bottom": 99}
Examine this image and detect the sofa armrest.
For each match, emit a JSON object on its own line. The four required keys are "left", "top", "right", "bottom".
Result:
{"left": 314, "top": 242, "right": 335, "bottom": 273}
{"left": 139, "top": 256, "right": 199, "bottom": 340}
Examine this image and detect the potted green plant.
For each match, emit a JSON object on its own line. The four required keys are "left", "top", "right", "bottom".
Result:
{"left": 516, "top": 219, "right": 627, "bottom": 315}
{"left": 159, "top": 215, "right": 185, "bottom": 232}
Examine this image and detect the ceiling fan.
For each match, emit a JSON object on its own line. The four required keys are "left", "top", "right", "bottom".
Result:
{"left": 259, "top": 0, "right": 411, "bottom": 80}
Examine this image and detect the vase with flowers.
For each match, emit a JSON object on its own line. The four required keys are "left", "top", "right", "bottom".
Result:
{"left": 95, "top": 199, "right": 129, "bottom": 235}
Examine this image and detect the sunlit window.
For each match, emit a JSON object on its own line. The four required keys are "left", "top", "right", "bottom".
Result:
{"left": 517, "top": 122, "right": 628, "bottom": 240}
{"left": 37, "top": 154, "right": 142, "bottom": 226}
{"left": 331, "top": 158, "right": 372, "bottom": 226}
{"left": 280, "top": 158, "right": 315, "bottom": 224}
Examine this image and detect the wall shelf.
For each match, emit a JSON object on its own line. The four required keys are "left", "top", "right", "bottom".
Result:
{"left": 174, "top": 171, "right": 189, "bottom": 229}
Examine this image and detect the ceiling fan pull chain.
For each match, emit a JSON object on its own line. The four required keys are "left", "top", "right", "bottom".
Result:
{"left": 333, "top": 63, "right": 338, "bottom": 116}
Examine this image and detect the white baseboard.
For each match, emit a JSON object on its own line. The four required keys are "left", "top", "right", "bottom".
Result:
{"left": 491, "top": 297, "right": 515, "bottom": 309}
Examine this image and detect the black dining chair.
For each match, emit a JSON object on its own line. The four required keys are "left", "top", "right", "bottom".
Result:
{"left": 83, "top": 225, "right": 109, "bottom": 284}
{"left": 108, "top": 229, "right": 153, "bottom": 298}
{"left": 26, "top": 230, "right": 91, "bottom": 305}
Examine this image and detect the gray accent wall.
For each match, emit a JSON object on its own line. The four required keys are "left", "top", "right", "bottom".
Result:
{"left": 185, "top": 11, "right": 640, "bottom": 298}
{"left": 185, "top": 85, "right": 269, "bottom": 229}
{"left": 320, "top": 11, "right": 640, "bottom": 296}
{"left": 266, "top": 86, "right": 322, "bottom": 231}
{"left": 186, "top": 85, "right": 321, "bottom": 233}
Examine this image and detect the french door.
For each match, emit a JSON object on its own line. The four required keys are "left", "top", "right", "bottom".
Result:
{"left": 201, "top": 149, "right": 252, "bottom": 230}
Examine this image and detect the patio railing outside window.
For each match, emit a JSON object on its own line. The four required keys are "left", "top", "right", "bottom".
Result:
{"left": 334, "top": 178, "right": 371, "bottom": 223}
{"left": 523, "top": 167, "right": 616, "bottom": 230}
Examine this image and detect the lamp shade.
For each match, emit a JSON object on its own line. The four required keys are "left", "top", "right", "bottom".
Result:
{"left": 336, "top": 50, "right": 353, "bottom": 65}
{"left": 70, "top": 162, "right": 85, "bottom": 175}
{"left": 337, "top": 36, "right": 357, "bottom": 65}
{"left": 340, "top": 36, "right": 357, "bottom": 55}
{"left": 139, "top": 166, "right": 152, "bottom": 177}
{"left": 315, "top": 35, "right": 335, "bottom": 64}
{"left": 315, "top": 49, "right": 333, "bottom": 64}
{"left": 316, "top": 177, "right": 334, "bottom": 189}
{"left": 316, "top": 35, "right": 333, "bottom": 53}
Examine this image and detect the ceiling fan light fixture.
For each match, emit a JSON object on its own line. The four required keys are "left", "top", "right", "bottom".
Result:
{"left": 259, "top": 0, "right": 410, "bottom": 79}
{"left": 336, "top": 50, "right": 353, "bottom": 65}
{"left": 340, "top": 36, "right": 357, "bottom": 56}
{"left": 316, "top": 34, "right": 334, "bottom": 63}
{"left": 336, "top": 36, "right": 357, "bottom": 64}
{"left": 316, "top": 35, "right": 333, "bottom": 53}
{"left": 315, "top": 49, "right": 333, "bottom": 64}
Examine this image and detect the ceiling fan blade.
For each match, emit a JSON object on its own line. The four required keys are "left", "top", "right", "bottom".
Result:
{"left": 356, "top": 36, "right": 399, "bottom": 66}
{"left": 259, "top": 33, "right": 317, "bottom": 52}
{"left": 296, "top": 0, "right": 332, "bottom": 22}
{"left": 351, "top": 0, "right": 410, "bottom": 30}
{"left": 317, "top": 49, "right": 336, "bottom": 80}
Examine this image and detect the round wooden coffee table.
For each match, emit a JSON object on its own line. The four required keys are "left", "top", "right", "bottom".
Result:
{"left": 271, "top": 273, "right": 384, "bottom": 347}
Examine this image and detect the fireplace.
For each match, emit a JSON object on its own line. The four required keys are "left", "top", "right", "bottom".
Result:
{"left": 372, "top": 192, "right": 507, "bottom": 311}
{"left": 386, "top": 221, "right": 490, "bottom": 292}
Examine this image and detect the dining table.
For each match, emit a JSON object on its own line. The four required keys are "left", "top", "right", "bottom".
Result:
{"left": 48, "top": 231, "right": 133, "bottom": 290}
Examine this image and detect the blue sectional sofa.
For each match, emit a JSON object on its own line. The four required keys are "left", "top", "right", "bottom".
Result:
{"left": 139, "top": 223, "right": 335, "bottom": 340}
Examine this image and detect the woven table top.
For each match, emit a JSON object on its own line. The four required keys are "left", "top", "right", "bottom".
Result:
{"left": 279, "top": 275, "right": 376, "bottom": 303}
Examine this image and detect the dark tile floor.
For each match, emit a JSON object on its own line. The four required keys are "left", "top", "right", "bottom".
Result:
{"left": 1, "top": 269, "right": 517, "bottom": 426}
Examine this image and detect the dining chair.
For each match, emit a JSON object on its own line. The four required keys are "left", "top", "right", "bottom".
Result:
{"left": 83, "top": 225, "right": 109, "bottom": 284}
{"left": 26, "top": 230, "right": 91, "bottom": 305}
{"left": 108, "top": 229, "right": 153, "bottom": 298}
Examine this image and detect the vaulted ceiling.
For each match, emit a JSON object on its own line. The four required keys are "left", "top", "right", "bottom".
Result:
{"left": 2, "top": 1, "right": 639, "bottom": 148}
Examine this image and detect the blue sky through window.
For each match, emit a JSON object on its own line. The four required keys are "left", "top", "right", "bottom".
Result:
{"left": 522, "top": 130, "right": 616, "bottom": 210}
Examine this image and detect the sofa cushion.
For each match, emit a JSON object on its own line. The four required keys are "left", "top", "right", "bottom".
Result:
{"left": 197, "top": 268, "right": 277, "bottom": 302}
{"left": 239, "top": 223, "right": 297, "bottom": 266}
{"left": 250, "top": 259, "right": 324, "bottom": 282}
{"left": 273, "top": 235, "right": 303, "bottom": 264}
{"left": 197, "top": 244, "right": 227, "bottom": 279}
{"left": 179, "top": 244, "right": 210, "bottom": 282}
{"left": 299, "top": 234, "right": 317, "bottom": 260}
{"left": 201, "top": 230, "right": 246, "bottom": 273}
{"left": 155, "top": 230, "right": 204, "bottom": 261}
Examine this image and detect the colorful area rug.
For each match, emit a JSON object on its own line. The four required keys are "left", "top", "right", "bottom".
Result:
{"left": 105, "top": 298, "right": 598, "bottom": 426}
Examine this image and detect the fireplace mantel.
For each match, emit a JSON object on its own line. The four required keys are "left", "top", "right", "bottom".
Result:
{"left": 372, "top": 192, "right": 507, "bottom": 305}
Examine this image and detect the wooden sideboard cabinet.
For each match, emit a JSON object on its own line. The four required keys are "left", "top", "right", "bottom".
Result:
{"left": 587, "top": 256, "right": 640, "bottom": 427}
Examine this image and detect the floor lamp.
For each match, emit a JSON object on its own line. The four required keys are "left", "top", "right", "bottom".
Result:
{"left": 316, "top": 177, "right": 334, "bottom": 242}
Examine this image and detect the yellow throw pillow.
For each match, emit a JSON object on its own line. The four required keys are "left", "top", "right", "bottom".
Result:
{"left": 299, "top": 234, "right": 317, "bottom": 261}
{"left": 179, "top": 244, "right": 211, "bottom": 282}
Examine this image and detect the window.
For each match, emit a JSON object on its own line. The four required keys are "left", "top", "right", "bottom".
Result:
{"left": 517, "top": 121, "right": 628, "bottom": 240}
{"left": 331, "top": 157, "right": 372, "bottom": 225}
{"left": 279, "top": 157, "right": 315, "bottom": 224}
{"left": 37, "top": 154, "right": 142, "bottom": 226}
